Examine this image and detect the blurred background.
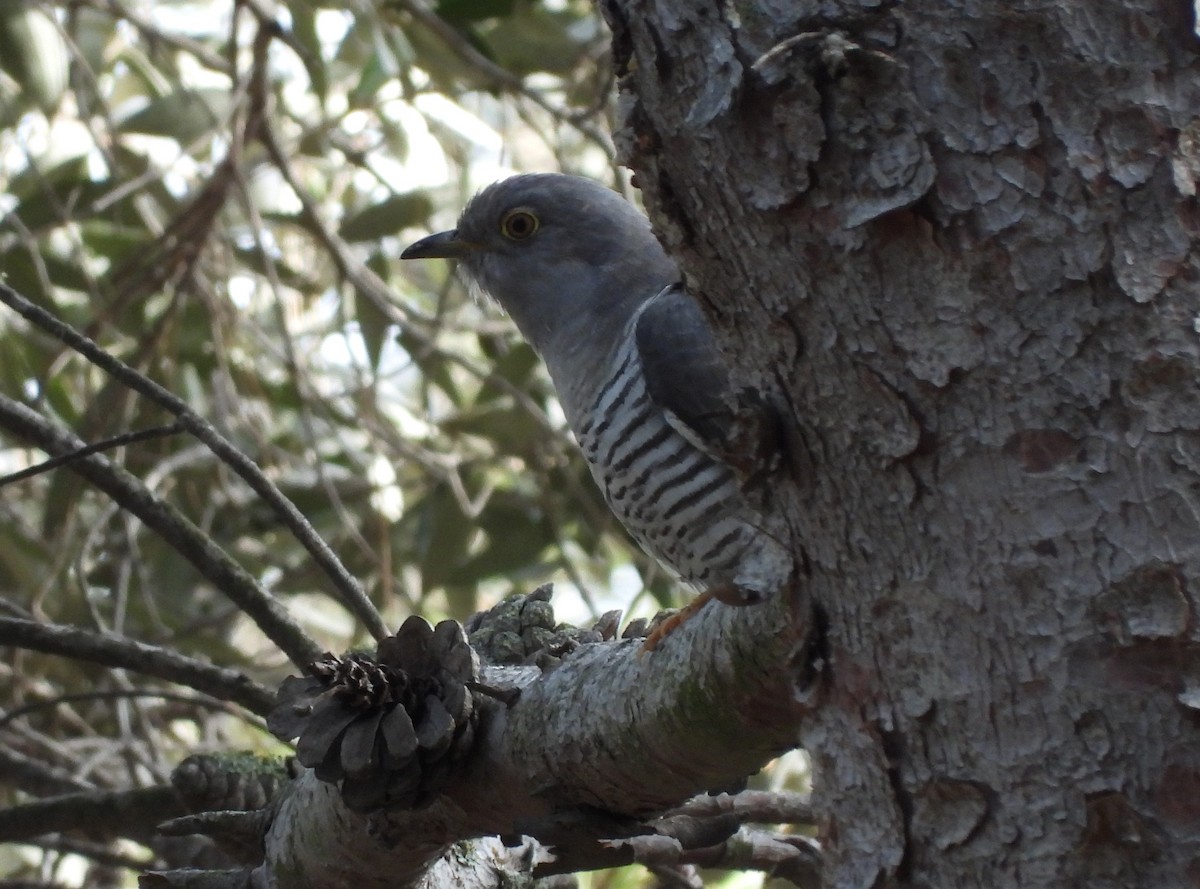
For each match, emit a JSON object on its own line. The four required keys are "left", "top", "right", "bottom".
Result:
{"left": 0, "top": 2, "right": 807, "bottom": 886}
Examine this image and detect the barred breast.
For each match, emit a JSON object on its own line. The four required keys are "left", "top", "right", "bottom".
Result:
{"left": 570, "top": 327, "right": 759, "bottom": 590}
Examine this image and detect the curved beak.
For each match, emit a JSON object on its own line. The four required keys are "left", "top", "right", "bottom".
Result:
{"left": 400, "top": 229, "right": 480, "bottom": 260}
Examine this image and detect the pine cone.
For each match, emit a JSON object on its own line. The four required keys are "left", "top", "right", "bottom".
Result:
{"left": 171, "top": 752, "right": 293, "bottom": 813}
{"left": 267, "top": 617, "right": 481, "bottom": 812}
{"left": 466, "top": 584, "right": 619, "bottom": 668}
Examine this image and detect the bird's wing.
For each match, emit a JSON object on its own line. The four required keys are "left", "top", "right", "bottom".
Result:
{"left": 634, "top": 284, "right": 735, "bottom": 456}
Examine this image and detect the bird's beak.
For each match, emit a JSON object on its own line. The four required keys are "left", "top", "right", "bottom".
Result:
{"left": 400, "top": 229, "right": 480, "bottom": 260}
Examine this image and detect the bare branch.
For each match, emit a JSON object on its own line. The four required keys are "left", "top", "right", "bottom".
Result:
{"left": 25, "top": 835, "right": 156, "bottom": 874}
{"left": 0, "top": 282, "right": 389, "bottom": 643}
{"left": 90, "top": 0, "right": 234, "bottom": 75}
{"left": 259, "top": 588, "right": 812, "bottom": 888}
{"left": 606, "top": 828, "right": 821, "bottom": 888}
{"left": 0, "top": 393, "right": 322, "bottom": 669}
{"left": 0, "top": 422, "right": 183, "bottom": 488}
{"left": 669, "top": 789, "right": 816, "bottom": 825}
{"left": 0, "top": 784, "right": 181, "bottom": 843}
{"left": 0, "top": 618, "right": 275, "bottom": 717}
{"left": 0, "top": 688, "right": 263, "bottom": 732}
{"left": 0, "top": 747, "right": 93, "bottom": 797}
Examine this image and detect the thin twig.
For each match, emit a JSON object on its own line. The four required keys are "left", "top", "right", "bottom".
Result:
{"left": 386, "top": 0, "right": 614, "bottom": 157}
{"left": 94, "top": 0, "right": 234, "bottom": 74}
{"left": 670, "top": 789, "right": 817, "bottom": 825}
{"left": 0, "top": 393, "right": 322, "bottom": 669}
{"left": 28, "top": 834, "right": 157, "bottom": 873}
{"left": 232, "top": 37, "right": 381, "bottom": 568}
{"left": 0, "top": 282, "right": 389, "bottom": 642}
{"left": 0, "top": 688, "right": 263, "bottom": 732}
{"left": 0, "top": 422, "right": 183, "bottom": 488}
{"left": 0, "top": 746, "right": 94, "bottom": 797}
{"left": 0, "top": 617, "right": 275, "bottom": 717}
{"left": 603, "top": 828, "right": 821, "bottom": 888}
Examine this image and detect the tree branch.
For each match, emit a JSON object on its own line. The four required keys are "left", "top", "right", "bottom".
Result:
{"left": 0, "top": 618, "right": 274, "bottom": 717}
{"left": 0, "top": 393, "right": 322, "bottom": 669}
{"left": 0, "top": 784, "right": 181, "bottom": 843}
{"left": 0, "top": 747, "right": 93, "bottom": 798}
{"left": 0, "top": 282, "right": 389, "bottom": 643}
{"left": 0, "top": 688, "right": 261, "bottom": 732}
{"left": 670, "top": 789, "right": 816, "bottom": 824}
{"left": 0, "top": 422, "right": 183, "bottom": 487}
{"left": 258, "top": 588, "right": 812, "bottom": 888}
{"left": 597, "top": 827, "right": 821, "bottom": 888}
{"left": 25, "top": 835, "right": 156, "bottom": 874}
{"left": 384, "top": 0, "right": 615, "bottom": 156}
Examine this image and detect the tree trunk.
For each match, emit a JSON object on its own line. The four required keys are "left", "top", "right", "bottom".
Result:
{"left": 602, "top": 0, "right": 1200, "bottom": 886}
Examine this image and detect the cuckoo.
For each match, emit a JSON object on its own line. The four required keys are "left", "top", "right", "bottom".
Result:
{"left": 401, "top": 173, "right": 789, "bottom": 646}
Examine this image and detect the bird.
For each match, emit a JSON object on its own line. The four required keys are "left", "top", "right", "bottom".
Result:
{"left": 401, "top": 173, "right": 790, "bottom": 647}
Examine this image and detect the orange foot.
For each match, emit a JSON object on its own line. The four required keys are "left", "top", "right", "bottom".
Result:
{"left": 640, "top": 583, "right": 741, "bottom": 652}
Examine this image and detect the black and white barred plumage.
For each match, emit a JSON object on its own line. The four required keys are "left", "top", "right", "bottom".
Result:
{"left": 402, "top": 174, "right": 789, "bottom": 614}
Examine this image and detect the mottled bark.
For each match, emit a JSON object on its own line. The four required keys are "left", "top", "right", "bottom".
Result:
{"left": 602, "top": 1, "right": 1200, "bottom": 886}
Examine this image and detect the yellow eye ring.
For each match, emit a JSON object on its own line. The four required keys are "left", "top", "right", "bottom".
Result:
{"left": 500, "top": 208, "right": 539, "bottom": 241}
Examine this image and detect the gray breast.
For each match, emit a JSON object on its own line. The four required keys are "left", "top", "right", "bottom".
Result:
{"left": 571, "top": 331, "right": 756, "bottom": 589}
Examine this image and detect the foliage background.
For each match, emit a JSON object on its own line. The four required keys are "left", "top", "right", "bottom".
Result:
{"left": 0, "top": 2, "right": 814, "bottom": 886}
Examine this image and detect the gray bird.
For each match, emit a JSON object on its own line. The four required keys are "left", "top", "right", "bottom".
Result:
{"left": 401, "top": 173, "right": 789, "bottom": 644}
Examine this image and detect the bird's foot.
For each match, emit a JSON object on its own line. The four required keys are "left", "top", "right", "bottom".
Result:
{"left": 640, "top": 584, "right": 739, "bottom": 653}
{"left": 639, "top": 595, "right": 709, "bottom": 653}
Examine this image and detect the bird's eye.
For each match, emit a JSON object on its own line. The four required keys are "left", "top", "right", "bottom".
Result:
{"left": 500, "top": 209, "right": 539, "bottom": 241}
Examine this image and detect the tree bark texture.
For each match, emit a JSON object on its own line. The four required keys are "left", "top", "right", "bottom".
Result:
{"left": 602, "top": 1, "right": 1200, "bottom": 887}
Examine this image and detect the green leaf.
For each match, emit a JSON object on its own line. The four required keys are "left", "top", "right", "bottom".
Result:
{"left": 483, "top": 5, "right": 585, "bottom": 76}
{"left": 6, "top": 154, "right": 90, "bottom": 204}
{"left": 231, "top": 228, "right": 323, "bottom": 293}
{"left": 70, "top": 6, "right": 113, "bottom": 77}
{"left": 410, "top": 483, "right": 476, "bottom": 589}
{"left": 358, "top": 254, "right": 395, "bottom": 370}
{"left": 289, "top": 2, "right": 328, "bottom": 103}
{"left": 1, "top": 250, "right": 69, "bottom": 304}
{"left": 454, "top": 491, "right": 553, "bottom": 583}
{"left": 435, "top": 0, "right": 515, "bottom": 25}
{"left": 440, "top": 403, "right": 542, "bottom": 456}
{"left": 348, "top": 36, "right": 396, "bottom": 107}
{"left": 79, "top": 221, "right": 153, "bottom": 267}
{"left": 340, "top": 192, "right": 434, "bottom": 242}
{"left": 5, "top": 151, "right": 150, "bottom": 236}
{"left": 403, "top": 18, "right": 495, "bottom": 91}
{"left": 0, "top": 2, "right": 69, "bottom": 113}
{"left": 117, "top": 88, "right": 232, "bottom": 143}
{"left": 396, "top": 329, "right": 463, "bottom": 406}
{"left": 7, "top": 180, "right": 113, "bottom": 232}
{"left": 475, "top": 340, "right": 540, "bottom": 404}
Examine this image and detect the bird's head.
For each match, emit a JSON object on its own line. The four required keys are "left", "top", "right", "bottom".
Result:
{"left": 401, "top": 174, "right": 678, "bottom": 364}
